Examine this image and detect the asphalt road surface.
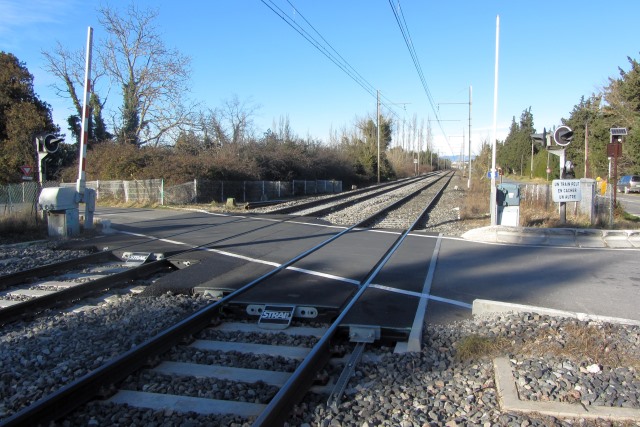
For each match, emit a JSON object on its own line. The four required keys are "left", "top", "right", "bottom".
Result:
{"left": 618, "top": 192, "right": 640, "bottom": 217}
{"left": 92, "top": 208, "right": 640, "bottom": 325}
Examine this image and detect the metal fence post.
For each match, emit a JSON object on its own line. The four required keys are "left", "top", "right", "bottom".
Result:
{"left": 193, "top": 179, "right": 197, "bottom": 204}
{"left": 243, "top": 181, "right": 246, "bottom": 202}
{"left": 8, "top": 185, "right": 13, "bottom": 212}
{"left": 161, "top": 179, "right": 164, "bottom": 205}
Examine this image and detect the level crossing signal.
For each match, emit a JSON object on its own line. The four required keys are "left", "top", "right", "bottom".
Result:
{"left": 36, "top": 134, "right": 62, "bottom": 154}
{"left": 530, "top": 128, "right": 548, "bottom": 146}
{"left": 553, "top": 126, "right": 573, "bottom": 146}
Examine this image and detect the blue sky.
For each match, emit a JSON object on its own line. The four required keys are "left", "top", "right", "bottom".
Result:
{"left": 2, "top": 0, "right": 639, "bottom": 157}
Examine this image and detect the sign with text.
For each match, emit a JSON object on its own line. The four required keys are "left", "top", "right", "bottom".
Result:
{"left": 552, "top": 179, "right": 582, "bottom": 202}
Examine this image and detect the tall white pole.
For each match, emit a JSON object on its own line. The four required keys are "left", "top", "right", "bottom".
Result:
{"left": 377, "top": 90, "right": 380, "bottom": 183}
{"left": 76, "top": 26, "right": 93, "bottom": 196}
{"left": 467, "top": 85, "right": 472, "bottom": 188}
{"left": 490, "top": 15, "right": 500, "bottom": 226}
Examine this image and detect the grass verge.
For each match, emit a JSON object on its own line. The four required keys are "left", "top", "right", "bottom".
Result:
{"left": 455, "top": 321, "right": 639, "bottom": 369}
{"left": 0, "top": 210, "right": 48, "bottom": 244}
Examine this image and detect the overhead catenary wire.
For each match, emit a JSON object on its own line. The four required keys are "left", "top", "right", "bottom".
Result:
{"left": 388, "top": 0, "right": 453, "bottom": 155}
{"left": 259, "top": 0, "right": 401, "bottom": 120}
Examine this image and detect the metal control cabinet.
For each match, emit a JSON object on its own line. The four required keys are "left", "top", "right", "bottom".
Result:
{"left": 38, "top": 187, "right": 80, "bottom": 237}
{"left": 496, "top": 183, "right": 520, "bottom": 226}
{"left": 496, "top": 183, "right": 520, "bottom": 206}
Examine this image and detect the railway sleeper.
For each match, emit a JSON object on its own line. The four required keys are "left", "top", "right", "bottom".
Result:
{"left": 101, "top": 321, "right": 345, "bottom": 419}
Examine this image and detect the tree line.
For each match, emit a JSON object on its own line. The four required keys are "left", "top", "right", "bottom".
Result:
{"left": 496, "top": 56, "right": 640, "bottom": 180}
{"left": 1, "top": 4, "right": 453, "bottom": 188}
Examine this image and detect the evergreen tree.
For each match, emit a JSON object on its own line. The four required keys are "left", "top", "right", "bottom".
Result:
{"left": 91, "top": 93, "right": 111, "bottom": 142}
{"left": 119, "top": 80, "right": 140, "bottom": 145}
{"left": 0, "top": 52, "right": 59, "bottom": 183}
{"left": 563, "top": 96, "right": 608, "bottom": 179}
{"left": 605, "top": 55, "right": 640, "bottom": 174}
{"left": 342, "top": 116, "right": 394, "bottom": 183}
{"left": 497, "top": 108, "right": 535, "bottom": 176}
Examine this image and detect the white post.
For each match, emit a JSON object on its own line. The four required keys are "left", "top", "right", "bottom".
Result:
{"left": 76, "top": 27, "right": 93, "bottom": 197}
{"left": 468, "top": 85, "right": 472, "bottom": 189}
{"left": 377, "top": 89, "right": 381, "bottom": 183}
{"left": 193, "top": 179, "right": 197, "bottom": 204}
{"left": 490, "top": 15, "right": 500, "bottom": 226}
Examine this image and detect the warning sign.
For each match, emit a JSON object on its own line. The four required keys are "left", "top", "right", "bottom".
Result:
{"left": 552, "top": 179, "right": 582, "bottom": 202}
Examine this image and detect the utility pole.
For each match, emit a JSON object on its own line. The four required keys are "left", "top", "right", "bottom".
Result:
{"left": 584, "top": 121, "right": 589, "bottom": 178}
{"left": 490, "top": 15, "right": 500, "bottom": 226}
{"left": 377, "top": 90, "right": 380, "bottom": 183}
{"left": 530, "top": 139, "right": 534, "bottom": 179}
{"left": 468, "top": 85, "right": 472, "bottom": 188}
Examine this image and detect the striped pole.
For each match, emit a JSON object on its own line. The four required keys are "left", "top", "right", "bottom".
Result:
{"left": 76, "top": 27, "right": 93, "bottom": 196}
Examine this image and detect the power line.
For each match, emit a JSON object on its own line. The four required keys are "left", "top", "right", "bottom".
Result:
{"left": 259, "top": 0, "right": 401, "bottom": 120}
{"left": 388, "top": 0, "right": 453, "bottom": 154}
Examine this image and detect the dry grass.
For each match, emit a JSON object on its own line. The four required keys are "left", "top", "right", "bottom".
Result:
{"left": 455, "top": 322, "right": 639, "bottom": 369}
{"left": 0, "top": 210, "right": 48, "bottom": 244}
{"left": 95, "top": 198, "right": 162, "bottom": 209}
{"left": 460, "top": 174, "right": 640, "bottom": 230}
{"left": 517, "top": 323, "right": 640, "bottom": 369}
{"left": 460, "top": 178, "right": 491, "bottom": 221}
{"left": 455, "top": 335, "right": 510, "bottom": 362}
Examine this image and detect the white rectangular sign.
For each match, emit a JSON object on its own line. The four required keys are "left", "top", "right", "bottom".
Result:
{"left": 552, "top": 179, "right": 582, "bottom": 202}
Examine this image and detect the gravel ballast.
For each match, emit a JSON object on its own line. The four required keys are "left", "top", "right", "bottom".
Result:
{"left": 1, "top": 174, "right": 639, "bottom": 426}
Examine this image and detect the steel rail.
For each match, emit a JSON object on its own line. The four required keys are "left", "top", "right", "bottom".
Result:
{"left": 0, "top": 250, "right": 116, "bottom": 290}
{"left": 0, "top": 258, "right": 176, "bottom": 325}
{"left": 358, "top": 171, "right": 451, "bottom": 227}
{"left": 0, "top": 171, "right": 452, "bottom": 427}
{"left": 267, "top": 175, "right": 430, "bottom": 215}
{"left": 253, "top": 171, "right": 454, "bottom": 426}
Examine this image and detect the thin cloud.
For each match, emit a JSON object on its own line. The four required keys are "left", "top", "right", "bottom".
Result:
{"left": 0, "top": 0, "right": 80, "bottom": 45}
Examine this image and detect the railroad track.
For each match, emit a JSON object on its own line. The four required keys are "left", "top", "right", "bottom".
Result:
{"left": 0, "top": 171, "right": 453, "bottom": 426}
{"left": 255, "top": 174, "right": 432, "bottom": 215}
{"left": 0, "top": 250, "right": 176, "bottom": 325}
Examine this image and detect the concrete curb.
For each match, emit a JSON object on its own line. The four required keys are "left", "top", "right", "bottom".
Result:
{"left": 462, "top": 226, "right": 640, "bottom": 249}
{"left": 472, "top": 299, "right": 640, "bottom": 326}
{"left": 494, "top": 357, "right": 640, "bottom": 422}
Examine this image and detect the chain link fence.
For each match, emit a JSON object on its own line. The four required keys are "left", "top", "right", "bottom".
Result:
{"left": 0, "top": 181, "right": 41, "bottom": 215}
{"left": 518, "top": 181, "right": 612, "bottom": 225}
{"left": 171, "top": 179, "right": 342, "bottom": 204}
{"left": 1, "top": 178, "right": 342, "bottom": 215}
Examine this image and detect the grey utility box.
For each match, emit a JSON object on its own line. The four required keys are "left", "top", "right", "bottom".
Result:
{"left": 496, "top": 183, "right": 520, "bottom": 206}
{"left": 496, "top": 183, "right": 520, "bottom": 226}
{"left": 38, "top": 187, "right": 80, "bottom": 237}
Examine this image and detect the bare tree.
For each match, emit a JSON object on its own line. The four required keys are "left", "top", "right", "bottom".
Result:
{"left": 41, "top": 42, "right": 109, "bottom": 142}
{"left": 219, "top": 95, "right": 259, "bottom": 145}
{"left": 42, "top": 42, "right": 89, "bottom": 116}
{"left": 99, "top": 4, "right": 194, "bottom": 146}
{"left": 197, "top": 96, "right": 259, "bottom": 148}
